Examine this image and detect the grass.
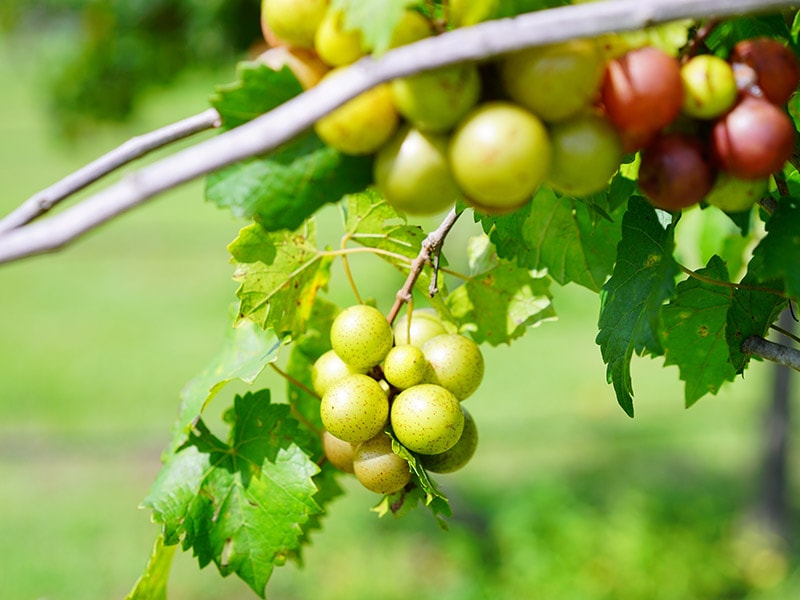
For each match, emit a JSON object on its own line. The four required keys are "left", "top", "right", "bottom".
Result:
{"left": 1, "top": 40, "right": 799, "bottom": 600}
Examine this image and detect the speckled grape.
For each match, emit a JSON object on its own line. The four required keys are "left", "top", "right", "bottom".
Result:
{"left": 321, "top": 429, "right": 356, "bottom": 473}
{"left": 391, "top": 384, "right": 464, "bottom": 455}
{"left": 320, "top": 374, "right": 389, "bottom": 444}
{"left": 422, "top": 334, "right": 484, "bottom": 400}
{"left": 420, "top": 407, "right": 478, "bottom": 473}
{"left": 330, "top": 305, "right": 394, "bottom": 370}
{"left": 392, "top": 309, "right": 447, "bottom": 347}
{"left": 383, "top": 344, "right": 429, "bottom": 390}
{"left": 352, "top": 433, "right": 412, "bottom": 494}
{"left": 311, "top": 349, "right": 368, "bottom": 397}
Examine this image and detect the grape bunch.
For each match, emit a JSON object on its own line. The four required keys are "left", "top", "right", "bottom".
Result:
{"left": 259, "top": 1, "right": 800, "bottom": 217}
{"left": 312, "top": 304, "right": 483, "bottom": 495}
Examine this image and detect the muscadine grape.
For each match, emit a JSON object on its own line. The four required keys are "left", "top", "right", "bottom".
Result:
{"left": 373, "top": 125, "right": 460, "bottom": 216}
{"left": 500, "top": 39, "right": 605, "bottom": 123}
{"left": 420, "top": 407, "right": 478, "bottom": 474}
{"left": 680, "top": 54, "right": 738, "bottom": 119}
{"left": 256, "top": 46, "right": 330, "bottom": 89}
{"left": 730, "top": 37, "right": 800, "bottom": 105}
{"left": 711, "top": 96, "right": 795, "bottom": 180}
{"left": 352, "top": 433, "right": 411, "bottom": 494}
{"left": 311, "top": 349, "right": 367, "bottom": 397}
{"left": 391, "top": 384, "right": 464, "bottom": 455}
{"left": 449, "top": 0, "right": 496, "bottom": 26}
{"left": 448, "top": 101, "right": 551, "bottom": 214}
{"left": 320, "top": 374, "right": 389, "bottom": 444}
{"left": 547, "top": 113, "right": 623, "bottom": 196}
{"left": 314, "top": 70, "right": 399, "bottom": 155}
{"left": 601, "top": 46, "right": 683, "bottom": 139}
{"left": 322, "top": 429, "right": 356, "bottom": 473}
{"left": 638, "top": 133, "right": 714, "bottom": 211}
{"left": 330, "top": 304, "right": 394, "bottom": 370}
{"left": 704, "top": 172, "right": 768, "bottom": 213}
{"left": 393, "top": 309, "right": 447, "bottom": 347}
{"left": 383, "top": 344, "right": 429, "bottom": 390}
{"left": 261, "top": 0, "right": 328, "bottom": 49}
{"left": 387, "top": 10, "right": 433, "bottom": 48}
{"left": 391, "top": 64, "right": 481, "bottom": 132}
{"left": 314, "top": 8, "right": 365, "bottom": 67}
{"left": 422, "top": 333, "right": 484, "bottom": 401}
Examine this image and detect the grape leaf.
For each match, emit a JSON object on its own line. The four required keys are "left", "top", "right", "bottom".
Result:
{"left": 660, "top": 255, "right": 737, "bottom": 407}
{"left": 332, "top": 0, "right": 414, "bottom": 54}
{"left": 596, "top": 197, "right": 680, "bottom": 416}
{"left": 747, "top": 197, "right": 800, "bottom": 300}
{"left": 125, "top": 534, "right": 176, "bottom": 600}
{"left": 143, "top": 391, "right": 323, "bottom": 598}
{"left": 708, "top": 14, "right": 793, "bottom": 52}
{"left": 478, "top": 187, "right": 626, "bottom": 292}
{"left": 205, "top": 62, "right": 373, "bottom": 231}
{"left": 229, "top": 220, "right": 333, "bottom": 337}
{"left": 446, "top": 235, "right": 554, "bottom": 345}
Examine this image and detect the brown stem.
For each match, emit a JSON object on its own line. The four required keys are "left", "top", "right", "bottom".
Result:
{"left": 681, "top": 18, "right": 721, "bottom": 62}
{"left": 678, "top": 263, "right": 788, "bottom": 298}
{"left": 269, "top": 363, "right": 321, "bottom": 401}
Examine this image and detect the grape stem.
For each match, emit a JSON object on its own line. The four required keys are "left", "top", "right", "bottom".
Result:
{"left": 681, "top": 18, "right": 720, "bottom": 62}
{"left": 678, "top": 262, "right": 788, "bottom": 298}
{"left": 743, "top": 335, "right": 800, "bottom": 372}
{"left": 386, "top": 208, "right": 461, "bottom": 325}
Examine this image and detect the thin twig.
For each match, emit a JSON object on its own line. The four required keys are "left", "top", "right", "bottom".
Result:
{"left": 770, "top": 323, "right": 800, "bottom": 346}
{"left": 681, "top": 18, "right": 721, "bottom": 61}
{"left": 678, "top": 263, "right": 788, "bottom": 298}
{"left": 0, "top": 0, "right": 794, "bottom": 265}
{"left": 743, "top": 336, "right": 800, "bottom": 372}
{"left": 0, "top": 108, "right": 221, "bottom": 234}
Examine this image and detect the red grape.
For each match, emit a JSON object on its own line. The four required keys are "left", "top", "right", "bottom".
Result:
{"left": 730, "top": 37, "right": 800, "bottom": 105}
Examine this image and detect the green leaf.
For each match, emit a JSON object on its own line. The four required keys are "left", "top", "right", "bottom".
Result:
{"left": 596, "top": 197, "right": 680, "bottom": 416}
{"left": 229, "top": 220, "right": 333, "bottom": 337}
{"left": 446, "top": 235, "right": 554, "bottom": 345}
{"left": 748, "top": 197, "right": 800, "bottom": 300}
{"left": 125, "top": 534, "right": 176, "bottom": 600}
{"left": 661, "top": 256, "right": 738, "bottom": 407}
{"left": 332, "top": 0, "right": 414, "bottom": 54}
{"left": 708, "top": 14, "right": 793, "bottom": 53}
{"left": 144, "top": 391, "right": 323, "bottom": 598}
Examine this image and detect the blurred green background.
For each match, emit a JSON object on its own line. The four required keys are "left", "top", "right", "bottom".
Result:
{"left": 2, "top": 5, "right": 800, "bottom": 598}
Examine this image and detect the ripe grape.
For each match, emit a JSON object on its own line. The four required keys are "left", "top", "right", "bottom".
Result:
{"left": 448, "top": 101, "right": 551, "bottom": 214}
{"left": 330, "top": 304, "right": 394, "bottom": 370}
{"left": 383, "top": 344, "right": 429, "bottom": 390}
{"left": 422, "top": 333, "right": 484, "bottom": 401}
{"left": 500, "top": 39, "right": 605, "bottom": 123}
{"left": 704, "top": 173, "right": 768, "bottom": 213}
{"left": 420, "top": 407, "right": 478, "bottom": 474}
{"left": 391, "top": 64, "right": 481, "bottom": 132}
{"left": 314, "top": 9, "right": 365, "bottom": 67}
{"left": 257, "top": 46, "right": 330, "bottom": 89}
{"left": 547, "top": 113, "right": 623, "bottom": 196}
{"left": 730, "top": 37, "right": 800, "bottom": 105}
{"left": 311, "top": 349, "right": 367, "bottom": 397}
{"left": 601, "top": 46, "right": 683, "bottom": 139}
{"left": 393, "top": 309, "right": 447, "bottom": 347}
{"left": 261, "top": 0, "right": 328, "bottom": 49}
{"left": 352, "top": 434, "right": 411, "bottom": 494}
{"left": 638, "top": 133, "right": 715, "bottom": 211}
{"left": 680, "top": 54, "right": 738, "bottom": 119}
{"left": 321, "top": 429, "right": 356, "bottom": 473}
{"left": 391, "top": 384, "right": 464, "bottom": 455}
{"left": 320, "top": 374, "right": 389, "bottom": 444}
{"left": 387, "top": 10, "right": 433, "bottom": 48}
{"left": 449, "top": 0, "right": 496, "bottom": 26}
{"left": 711, "top": 96, "right": 795, "bottom": 180}
{"left": 374, "top": 125, "right": 460, "bottom": 216}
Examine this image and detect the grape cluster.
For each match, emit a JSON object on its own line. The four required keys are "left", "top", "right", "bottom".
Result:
{"left": 312, "top": 305, "right": 483, "bottom": 495}
{"left": 260, "top": 1, "right": 800, "bottom": 217}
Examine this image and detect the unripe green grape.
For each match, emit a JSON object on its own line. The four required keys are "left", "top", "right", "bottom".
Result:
{"left": 500, "top": 39, "right": 605, "bottom": 123}
{"left": 704, "top": 173, "right": 768, "bottom": 213}
{"left": 391, "top": 64, "right": 481, "bottom": 132}
{"left": 320, "top": 374, "right": 389, "bottom": 444}
{"left": 392, "top": 309, "right": 447, "bottom": 347}
{"left": 262, "top": 0, "right": 328, "bottom": 49}
{"left": 422, "top": 333, "right": 484, "bottom": 400}
{"left": 449, "top": 0, "right": 497, "bottom": 26}
{"left": 391, "top": 384, "right": 464, "bottom": 454}
{"left": 387, "top": 10, "right": 433, "bottom": 48}
{"left": 383, "top": 344, "right": 429, "bottom": 390}
{"left": 321, "top": 429, "right": 356, "bottom": 473}
{"left": 311, "top": 349, "right": 367, "bottom": 396}
{"left": 374, "top": 125, "right": 460, "bottom": 216}
{"left": 314, "top": 8, "right": 366, "bottom": 66}
{"left": 352, "top": 433, "right": 411, "bottom": 494}
{"left": 680, "top": 55, "right": 738, "bottom": 119}
{"left": 547, "top": 113, "right": 623, "bottom": 196}
{"left": 314, "top": 70, "right": 399, "bottom": 155}
{"left": 420, "top": 407, "right": 478, "bottom": 473}
{"left": 330, "top": 304, "right": 394, "bottom": 370}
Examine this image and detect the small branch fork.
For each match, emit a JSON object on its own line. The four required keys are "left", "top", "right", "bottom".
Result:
{"left": 0, "top": 0, "right": 795, "bottom": 265}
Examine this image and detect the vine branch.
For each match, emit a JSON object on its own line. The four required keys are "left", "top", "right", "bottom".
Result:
{"left": 743, "top": 336, "right": 800, "bottom": 372}
{"left": 0, "top": 0, "right": 794, "bottom": 265}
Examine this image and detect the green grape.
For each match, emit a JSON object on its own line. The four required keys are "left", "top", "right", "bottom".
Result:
{"left": 391, "top": 384, "right": 464, "bottom": 455}
{"left": 314, "top": 70, "right": 399, "bottom": 155}
{"left": 373, "top": 125, "right": 460, "bottom": 216}
{"left": 391, "top": 64, "right": 481, "bottom": 132}
{"left": 261, "top": 0, "right": 328, "bottom": 49}
{"left": 320, "top": 374, "right": 389, "bottom": 444}
{"left": 500, "top": 39, "right": 605, "bottom": 123}
{"left": 547, "top": 113, "right": 623, "bottom": 196}
{"left": 330, "top": 304, "right": 394, "bottom": 370}
{"left": 448, "top": 101, "right": 551, "bottom": 214}
{"left": 704, "top": 173, "right": 768, "bottom": 213}
{"left": 352, "top": 433, "right": 411, "bottom": 494}
{"left": 392, "top": 309, "right": 447, "bottom": 347}
{"left": 383, "top": 344, "right": 429, "bottom": 390}
{"left": 420, "top": 407, "right": 478, "bottom": 473}
{"left": 680, "top": 55, "right": 738, "bottom": 119}
{"left": 386, "top": 10, "right": 433, "bottom": 48}
{"left": 422, "top": 333, "right": 484, "bottom": 400}
{"left": 311, "top": 349, "right": 367, "bottom": 397}
{"left": 321, "top": 429, "right": 356, "bottom": 473}
{"left": 314, "top": 8, "right": 366, "bottom": 67}
{"left": 449, "top": 0, "right": 497, "bottom": 26}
